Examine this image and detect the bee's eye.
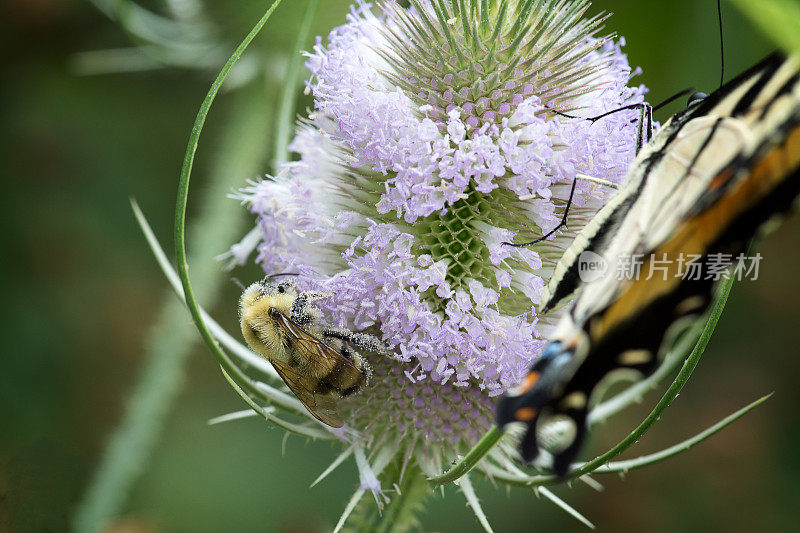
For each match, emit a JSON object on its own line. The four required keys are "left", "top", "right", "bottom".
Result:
{"left": 277, "top": 280, "right": 296, "bottom": 294}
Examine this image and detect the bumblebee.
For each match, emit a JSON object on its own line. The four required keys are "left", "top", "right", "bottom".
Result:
{"left": 239, "top": 276, "right": 385, "bottom": 427}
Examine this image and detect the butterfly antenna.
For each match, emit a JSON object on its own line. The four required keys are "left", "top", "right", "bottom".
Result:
{"left": 717, "top": 0, "right": 725, "bottom": 89}
{"left": 545, "top": 86, "right": 694, "bottom": 125}
{"left": 652, "top": 87, "right": 696, "bottom": 112}
{"left": 263, "top": 272, "right": 301, "bottom": 283}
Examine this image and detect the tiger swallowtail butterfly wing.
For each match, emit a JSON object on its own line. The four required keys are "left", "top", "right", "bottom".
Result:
{"left": 496, "top": 52, "right": 800, "bottom": 477}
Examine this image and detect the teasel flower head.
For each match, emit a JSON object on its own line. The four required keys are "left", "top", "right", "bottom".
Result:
{"left": 227, "top": 0, "right": 649, "bottom": 527}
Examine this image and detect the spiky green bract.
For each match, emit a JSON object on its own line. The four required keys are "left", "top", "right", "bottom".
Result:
{"left": 382, "top": 0, "right": 611, "bottom": 125}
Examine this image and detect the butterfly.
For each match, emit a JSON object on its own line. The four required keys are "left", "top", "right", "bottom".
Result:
{"left": 496, "top": 52, "right": 800, "bottom": 477}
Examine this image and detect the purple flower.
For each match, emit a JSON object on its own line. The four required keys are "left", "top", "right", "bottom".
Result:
{"left": 238, "top": 0, "right": 646, "bottom": 392}
{"left": 230, "top": 0, "right": 650, "bottom": 521}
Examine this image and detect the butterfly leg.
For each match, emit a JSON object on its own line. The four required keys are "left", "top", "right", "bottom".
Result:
{"left": 575, "top": 173, "right": 619, "bottom": 190}
{"left": 503, "top": 176, "right": 578, "bottom": 247}
{"left": 634, "top": 102, "right": 654, "bottom": 154}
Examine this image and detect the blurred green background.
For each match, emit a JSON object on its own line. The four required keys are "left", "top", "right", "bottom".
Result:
{"left": 1, "top": 0, "right": 798, "bottom": 531}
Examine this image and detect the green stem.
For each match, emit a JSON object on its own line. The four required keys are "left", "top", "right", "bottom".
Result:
{"left": 173, "top": 1, "right": 283, "bottom": 391}
{"left": 272, "top": 0, "right": 318, "bottom": 170}
{"left": 74, "top": 5, "right": 286, "bottom": 531}
{"left": 595, "top": 393, "right": 772, "bottom": 474}
{"left": 428, "top": 427, "right": 504, "bottom": 485}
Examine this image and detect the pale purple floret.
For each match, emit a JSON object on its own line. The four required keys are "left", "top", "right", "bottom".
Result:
{"left": 304, "top": 5, "right": 646, "bottom": 223}
{"left": 236, "top": 1, "right": 649, "bottom": 393}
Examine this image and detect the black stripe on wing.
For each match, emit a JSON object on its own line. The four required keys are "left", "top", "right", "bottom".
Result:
{"left": 542, "top": 53, "right": 792, "bottom": 315}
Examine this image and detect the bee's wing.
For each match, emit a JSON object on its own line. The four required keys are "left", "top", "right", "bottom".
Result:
{"left": 270, "top": 310, "right": 362, "bottom": 374}
{"left": 270, "top": 310, "right": 362, "bottom": 428}
{"left": 271, "top": 310, "right": 344, "bottom": 374}
{"left": 269, "top": 358, "right": 345, "bottom": 428}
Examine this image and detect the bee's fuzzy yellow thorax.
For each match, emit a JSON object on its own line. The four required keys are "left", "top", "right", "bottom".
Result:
{"left": 239, "top": 283, "right": 297, "bottom": 362}
{"left": 239, "top": 283, "right": 295, "bottom": 315}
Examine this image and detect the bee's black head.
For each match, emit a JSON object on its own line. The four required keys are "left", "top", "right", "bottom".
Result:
{"left": 261, "top": 272, "right": 301, "bottom": 294}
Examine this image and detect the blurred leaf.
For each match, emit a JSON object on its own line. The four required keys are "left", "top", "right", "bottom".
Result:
{"left": 728, "top": 0, "right": 800, "bottom": 55}
{"left": 72, "top": 75, "right": 273, "bottom": 533}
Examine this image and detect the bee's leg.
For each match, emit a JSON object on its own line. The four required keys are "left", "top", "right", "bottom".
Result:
{"left": 337, "top": 346, "right": 363, "bottom": 396}
{"left": 336, "top": 341, "right": 357, "bottom": 362}
{"left": 303, "top": 290, "right": 333, "bottom": 301}
{"left": 289, "top": 294, "right": 321, "bottom": 327}
{"left": 322, "top": 327, "right": 389, "bottom": 354}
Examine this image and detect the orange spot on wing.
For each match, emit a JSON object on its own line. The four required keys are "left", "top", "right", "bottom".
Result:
{"left": 515, "top": 407, "right": 539, "bottom": 421}
{"left": 566, "top": 336, "right": 580, "bottom": 350}
{"left": 519, "top": 371, "right": 540, "bottom": 393}
{"left": 709, "top": 168, "right": 734, "bottom": 189}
